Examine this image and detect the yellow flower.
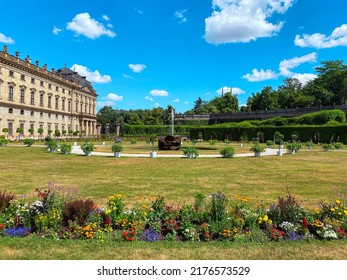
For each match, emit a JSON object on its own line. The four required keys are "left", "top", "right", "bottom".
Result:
{"left": 268, "top": 219, "right": 273, "bottom": 224}
{"left": 263, "top": 215, "right": 268, "bottom": 222}
{"left": 338, "top": 212, "right": 342, "bottom": 216}
{"left": 258, "top": 217, "right": 263, "bottom": 221}
{"left": 336, "top": 199, "right": 341, "bottom": 204}
{"left": 344, "top": 210, "right": 347, "bottom": 215}
{"left": 331, "top": 208, "right": 336, "bottom": 212}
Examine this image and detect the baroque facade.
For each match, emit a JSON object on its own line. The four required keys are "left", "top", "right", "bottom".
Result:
{"left": 0, "top": 46, "right": 98, "bottom": 139}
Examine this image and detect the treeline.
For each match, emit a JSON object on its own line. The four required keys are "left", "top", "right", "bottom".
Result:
{"left": 187, "top": 60, "right": 347, "bottom": 114}
{"left": 246, "top": 60, "right": 347, "bottom": 111}
{"left": 97, "top": 105, "right": 174, "bottom": 134}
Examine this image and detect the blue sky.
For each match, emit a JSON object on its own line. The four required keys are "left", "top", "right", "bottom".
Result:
{"left": 1, "top": 0, "right": 347, "bottom": 113}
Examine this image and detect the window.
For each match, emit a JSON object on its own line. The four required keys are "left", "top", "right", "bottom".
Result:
{"left": 55, "top": 97, "right": 59, "bottom": 110}
{"left": 31, "top": 78, "right": 35, "bottom": 84}
{"left": 40, "top": 81, "right": 44, "bottom": 87}
{"left": 9, "top": 70, "right": 14, "bottom": 77}
{"left": 80, "top": 103, "right": 83, "bottom": 113}
{"left": 8, "top": 122, "right": 13, "bottom": 135}
{"left": 30, "top": 111, "right": 34, "bottom": 116}
{"left": 20, "top": 88, "right": 25, "bottom": 103}
{"left": 20, "top": 109, "right": 24, "bottom": 115}
{"left": 9, "top": 108, "right": 13, "bottom": 114}
{"left": 62, "top": 99, "right": 65, "bottom": 111}
{"left": 8, "top": 86, "right": 14, "bottom": 101}
{"left": 56, "top": 86, "right": 59, "bottom": 92}
{"left": 30, "top": 124, "right": 34, "bottom": 135}
{"left": 48, "top": 96, "right": 52, "bottom": 108}
{"left": 55, "top": 114, "right": 58, "bottom": 119}
{"left": 85, "top": 104, "right": 87, "bottom": 113}
{"left": 62, "top": 115, "right": 65, "bottom": 120}
{"left": 40, "top": 94, "right": 44, "bottom": 107}
{"left": 21, "top": 74, "right": 25, "bottom": 81}
{"left": 68, "top": 100, "right": 71, "bottom": 112}
{"left": 30, "top": 91, "right": 35, "bottom": 105}
{"left": 62, "top": 88, "right": 65, "bottom": 93}
{"left": 75, "top": 102, "right": 78, "bottom": 112}
{"left": 48, "top": 84, "right": 52, "bottom": 89}
{"left": 40, "top": 112, "right": 43, "bottom": 118}
{"left": 48, "top": 113, "right": 51, "bottom": 119}
{"left": 48, "top": 124, "right": 51, "bottom": 131}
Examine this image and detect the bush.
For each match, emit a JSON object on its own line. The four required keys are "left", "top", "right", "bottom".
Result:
{"left": 46, "top": 139, "right": 59, "bottom": 152}
{"left": 183, "top": 146, "right": 199, "bottom": 158}
{"left": 62, "top": 199, "right": 95, "bottom": 226}
{"left": 266, "top": 140, "right": 274, "bottom": 147}
{"left": 111, "top": 142, "right": 124, "bottom": 152}
{"left": 333, "top": 142, "right": 344, "bottom": 150}
{"left": 130, "top": 138, "right": 137, "bottom": 144}
{"left": 80, "top": 141, "right": 95, "bottom": 155}
{"left": 0, "top": 190, "right": 16, "bottom": 214}
{"left": 250, "top": 143, "right": 266, "bottom": 154}
{"left": 219, "top": 146, "right": 235, "bottom": 158}
{"left": 23, "top": 139, "right": 35, "bottom": 147}
{"left": 60, "top": 143, "right": 72, "bottom": 154}
{"left": 0, "top": 138, "right": 9, "bottom": 146}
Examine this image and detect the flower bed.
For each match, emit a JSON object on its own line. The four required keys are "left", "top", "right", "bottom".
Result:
{"left": 0, "top": 184, "right": 346, "bottom": 242}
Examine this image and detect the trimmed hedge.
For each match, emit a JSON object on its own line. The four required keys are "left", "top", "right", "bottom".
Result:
{"left": 121, "top": 125, "right": 192, "bottom": 136}
{"left": 190, "top": 125, "right": 347, "bottom": 143}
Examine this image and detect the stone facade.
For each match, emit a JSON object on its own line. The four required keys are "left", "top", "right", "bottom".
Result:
{"left": 0, "top": 46, "right": 98, "bottom": 139}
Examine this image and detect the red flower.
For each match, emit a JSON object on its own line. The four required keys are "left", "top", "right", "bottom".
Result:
{"left": 40, "top": 193, "right": 45, "bottom": 198}
{"left": 122, "top": 231, "right": 128, "bottom": 237}
{"left": 0, "top": 224, "right": 4, "bottom": 230}
{"left": 128, "top": 237, "right": 134, "bottom": 241}
{"left": 131, "top": 231, "right": 135, "bottom": 235}
{"left": 35, "top": 188, "right": 39, "bottom": 192}
{"left": 105, "top": 216, "right": 111, "bottom": 225}
{"left": 303, "top": 217, "right": 308, "bottom": 229}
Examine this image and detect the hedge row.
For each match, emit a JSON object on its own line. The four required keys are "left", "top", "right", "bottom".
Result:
{"left": 121, "top": 125, "right": 191, "bottom": 136}
{"left": 190, "top": 125, "right": 347, "bottom": 143}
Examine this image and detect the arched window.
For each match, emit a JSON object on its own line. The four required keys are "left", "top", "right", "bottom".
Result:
{"left": 20, "top": 109, "right": 24, "bottom": 115}
{"left": 8, "top": 108, "right": 13, "bottom": 114}
{"left": 30, "top": 111, "right": 34, "bottom": 116}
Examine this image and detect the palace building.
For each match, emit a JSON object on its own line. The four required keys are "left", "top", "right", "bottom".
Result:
{"left": 0, "top": 45, "right": 98, "bottom": 139}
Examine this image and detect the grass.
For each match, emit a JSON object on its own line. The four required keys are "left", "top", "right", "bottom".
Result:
{"left": 0, "top": 144, "right": 347, "bottom": 259}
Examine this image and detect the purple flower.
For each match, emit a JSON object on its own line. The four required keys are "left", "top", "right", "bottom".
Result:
{"left": 139, "top": 229, "right": 161, "bottom": 242}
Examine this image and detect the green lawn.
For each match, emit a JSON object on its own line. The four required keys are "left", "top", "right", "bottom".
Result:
{"left": 0, "top": 145, "right": 347, "bottom": 259}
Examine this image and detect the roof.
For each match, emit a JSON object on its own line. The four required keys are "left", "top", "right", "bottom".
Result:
{"left": 55, "top": 67, "right": 91, "bottom": 88}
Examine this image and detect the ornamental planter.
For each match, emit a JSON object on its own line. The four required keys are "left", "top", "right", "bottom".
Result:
{"left": 73, "top": 142, "right": 77, "bottom": 146}
{"left": 277, "top": 150, "right": 283, "bottom": 156}
{"left": 114, "top": 152, "right": 121, "bottom": 157}
{"left": 254, "top": 152, "right": 261, "bottom": 157}
{"left": 150, "top": 151, "right": 157, "bottom": 158}
{"left": 84, "top": 152, "right": 91, "bottom": 156}
{"left": 290, "top": 150, "right": 296, "bottom": 155}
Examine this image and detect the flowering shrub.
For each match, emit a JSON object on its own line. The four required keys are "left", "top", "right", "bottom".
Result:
{"left": 0, "top": 186, "right": 347, "bottom": 243}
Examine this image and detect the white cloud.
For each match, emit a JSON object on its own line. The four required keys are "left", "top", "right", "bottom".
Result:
{"left": 150, "top": 89, "right": 169, "bottom": 96}
{"left": 107, "top": 93, "right": 123, "bottom": 101}
{"left": 66, "top": 13, "right": 116, "bottom": 39}
{"left": 184, "top": 101, "right": 189, "bottom": 105}
{"left": 97, "top": 101, "right": 114, "bottom": 107}
{"left": 52, "top": 26, "right": 62, "bottom": 35}
{"left": 0, "top": 33, "right": 15, "bottom": 44}
{"left": 122, "top": 73, "right": 134, "bottom": 79}
{"left": 278, "top": 53, "right": 317, "bottom": 84}
{"left": 205, "top": 0, "right": 295, "bottom": 44}
{"left": 129, "top": 63, "right": 146, "bottom": 73}
{"left": 102, "top": 15, "right": 110, "bottom": 21}
{"left": 174, "top": 10, "right": 187, "bottom": 23}
{"left": 292, "top": 73, "right": 317, "bottom": 85}
{"left": 216, "top": 86, "right": 245, "bottom": 95}
{"left": 279, "top": 52, "right": 317, "bottom": 72}
{"left": 172, "top": 98, "right": 180, "bottom": 103}
{"left": 154, "top": 102, "right": 160, "bottom": 107}
{"left": 145, "top": 96, "right": 154, "bottom": 101}
{"left": 242, "top": 69, "right": 278, "bottom": 82}
{"left": 71, "top": 64, "right": 112, "bottom": 83}
{"left": 295, "top": 24, "right": 347, "bottom": 49}
{"left": 135, "top": 8, "right": 144, "bottom": 15}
